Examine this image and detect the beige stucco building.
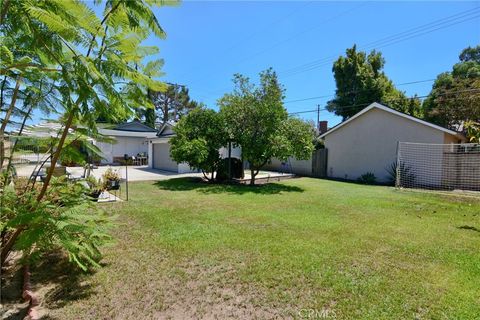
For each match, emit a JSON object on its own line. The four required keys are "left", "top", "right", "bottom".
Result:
{"left": 319, "top": 102, "right": 466, "bottom": 183}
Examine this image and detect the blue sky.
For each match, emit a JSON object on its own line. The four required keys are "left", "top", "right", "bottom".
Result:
{"left": 149, "top": 0, "right": 479, "bottom": 127}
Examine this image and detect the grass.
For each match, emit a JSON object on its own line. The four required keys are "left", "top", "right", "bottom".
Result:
{"left": 36, "top": 178, "right": 480, "bottom": 319}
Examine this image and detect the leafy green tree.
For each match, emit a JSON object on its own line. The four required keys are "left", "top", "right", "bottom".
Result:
{"left": 148, "top": 85, "right": 203, "bottom": 126}
{"left": 170, "top": 108, "right": 227, "bottom": 181}
{"left": 0, "top": 0, "right": 173, "bottom": 267}
{"left": 326, "top": 45, "right": 422, "bottom": 120}
{"left": 219, "top": 69, "right": 314, "bottom": 185}
{"left": 464, "top": 121, "right": 480, "bottom": 143}
{"left": 423, "top": 46, "right": 480, "bottom": 129}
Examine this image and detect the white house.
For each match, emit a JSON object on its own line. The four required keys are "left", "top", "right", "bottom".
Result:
{"left": 319, "top": 102, "right": 466, "bottom": 183}
{"left": 147, "top": 123, "right": 192, "bottom": 173}
{"left": 147, "top": 123, "right": 242, "bottom": 173}
{"left": 96, "top": 121, "right": 157, "bottom": 164}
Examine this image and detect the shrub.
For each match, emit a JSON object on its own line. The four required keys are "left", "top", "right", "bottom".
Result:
{"left": 386, "top": 162, "right": 416, "bottom": 186}
{"left": 170, "top": 108, "right": 228, "bottom": 181}
{"left": 357, "top": 172, "right": 377, "bottom": 184}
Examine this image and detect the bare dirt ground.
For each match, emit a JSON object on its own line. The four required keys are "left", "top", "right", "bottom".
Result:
{"left": 1, "top": 214, "right": 293, "bottom": 320}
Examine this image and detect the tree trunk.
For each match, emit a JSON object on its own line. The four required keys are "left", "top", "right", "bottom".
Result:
{"left": 250, "top": 168, "right": 256, "bottom": 185}
{"left": 36, "top": 110, "right": 75, "bottom": 202}
{"left": 162, "top": 98, "right": 169, "bottom": 124}
{"left": 1, "top": 226, "right": 23, "bottom": 266}
{"left": 5, "top": 104, "right": 33, "bottom": 179}
{"left": 0, "top": 77, "right": 21, "bottom": 171}
{"left": 1, "top": 111, "right": 75, "bottom": 265}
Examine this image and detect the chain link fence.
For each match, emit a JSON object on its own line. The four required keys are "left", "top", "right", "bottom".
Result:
{"left": 1, "top": 135, "right": 52, "bottom": 178}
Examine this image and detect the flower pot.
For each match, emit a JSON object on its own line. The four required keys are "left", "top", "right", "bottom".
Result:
{"left": 89, "top": 190, "right": 102, "bottom": 201}
{"left": 107, "top": 180, "right": 120, "bottom": 190}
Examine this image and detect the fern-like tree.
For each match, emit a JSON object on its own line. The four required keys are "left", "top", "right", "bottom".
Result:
{"left": 0, "top": 0, "right": 174, "bottom": 267}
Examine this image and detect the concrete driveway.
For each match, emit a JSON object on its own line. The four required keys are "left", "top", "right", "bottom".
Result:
{"left": 72, "top": 165, "right": 203, "bottom": 181}
{"left": 14, "top": 164, "right": 203, "bottom": 182}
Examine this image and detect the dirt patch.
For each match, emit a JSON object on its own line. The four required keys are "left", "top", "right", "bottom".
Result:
{"left": 1, "top": 256, "right": 28, "bottom": 320}
{"left": 154, "top": 261, "right": 290, "bottom": 320}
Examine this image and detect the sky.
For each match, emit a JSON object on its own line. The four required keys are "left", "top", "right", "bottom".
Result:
{"left": 146, "top": 0, "right": 480, "bottom": 127}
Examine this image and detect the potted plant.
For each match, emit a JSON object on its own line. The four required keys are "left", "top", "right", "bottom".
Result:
{"left": 86, "top": 176, "right": 104, "bottom": 201}
{"left": 102, "top": 168, "right": 121, "bottom": 191}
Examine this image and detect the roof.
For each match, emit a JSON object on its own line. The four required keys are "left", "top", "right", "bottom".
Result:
{"left": 319, "top": 102, "right": 465, "bottom": 140}
{"left": 98, "top": 128, "right": 157, "bottom": 138}
{"left": 11, "top": 121, "right": 74, "bottom": 138}
{"left": 113, "top": 120, "right": 157, "bottom": 132}
{"left": 157, "top": 122, "right": 175, "bottom": 137}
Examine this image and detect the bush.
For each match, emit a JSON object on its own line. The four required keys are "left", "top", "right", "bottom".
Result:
{"left": 357, "top": 172, "right": 377, "bottom": 184}
{"left": 386, "top": 162, "right": 416, "bottom": 186}
{"left": 170, "top": 108, "right": 227, "bottom": 181}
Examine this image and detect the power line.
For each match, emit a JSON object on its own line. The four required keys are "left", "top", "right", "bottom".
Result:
{"left": 279, "top": 8, "right": 480, "bottom": 78}
{"left": 192, "top": 7, "right": 479, "bottom": 101}
{"left": 180, "top": 2, "right": 365, "bottom": 92}
{"left": 232, "top": 2, "right": 367, "bottom": 67}
{"left": 287, "top": 88, "right": 480, "bottom": 116}
{"left": 284, "top": 78, "right": 436, "bottom": 104}
{"left": 176, "top": 1, "right": 315, "bottom": 81}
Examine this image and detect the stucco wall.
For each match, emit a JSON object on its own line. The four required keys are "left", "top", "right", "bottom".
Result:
{"left": 324, "top": 108, "right": 452, "bottom": 183}
{"left": 262, "top": 157, "right": 312, "bottom": 176}
{"left": 219, "top": 146, "right": 242, "bottom": 159}
{"left": 97, "top": 137, "right": 149, "bottom": 164}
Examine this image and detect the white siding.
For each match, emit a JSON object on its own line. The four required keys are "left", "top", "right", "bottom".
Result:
{"left": 97, "top": 137, "right": 149, "bottom": 164}
{"left": 324, "top": 107, "right": 456, "bottom": 183}
{"left": 152, "top": 143, "right": 178, "bottom": 172}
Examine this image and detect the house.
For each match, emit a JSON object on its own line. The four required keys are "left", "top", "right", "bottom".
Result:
{"left": 147, "top": 123, "right": 242, "bottom": 173}
{"left": 95, "top": 121, "right": 157, "bottom": 164}
{"left": 319, "top": 102, "right": 467, "bottom": 183}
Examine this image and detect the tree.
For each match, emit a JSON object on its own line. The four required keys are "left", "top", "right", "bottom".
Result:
{"left": 464, "top": 121, "right": 480, "bottom": 143}
{"left": 219, "top": 69, "right": 314, "bottom": 185}
{"left": 326, "top": 45, "right": 422, "bottom": 120}
{"left": 423, "top": 46, "right": 480, "bottom": 129}
{"left": 170, "top": 108, "right": 227, "bottom": 181}
{"left": 1, "top": 0, "right": 172, "bottom": 267}
{"left": 148, "top": 84, "right": 203, "bottom": 126}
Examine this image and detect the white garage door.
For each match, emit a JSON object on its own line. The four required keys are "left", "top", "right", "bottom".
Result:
{"left": 153, "top": 143, "right": 178, "bottom": 172}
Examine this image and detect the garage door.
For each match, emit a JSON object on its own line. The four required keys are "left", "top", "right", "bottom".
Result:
{"left": 153, "top": 143, "right": 178, "bottom": 172}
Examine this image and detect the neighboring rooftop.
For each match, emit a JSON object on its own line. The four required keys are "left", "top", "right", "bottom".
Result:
{"left": 319, "top": 102, "right": 465, "bottom": 140}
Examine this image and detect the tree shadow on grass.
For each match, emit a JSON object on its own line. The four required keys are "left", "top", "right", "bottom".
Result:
{"left": 30, "top": 253, "right": 99, "bottom": 310}
{"left": 154, "top": 177, "right": 304, "bottom": 195}
{"left": 457, "top": 225, "right": 480, "bottom": 233}
{"left": 1, "top": 252, "right": 98, "bottom": 320}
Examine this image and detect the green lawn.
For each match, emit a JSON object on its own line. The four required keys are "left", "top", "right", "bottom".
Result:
{"left": 40, "top": 178, "right": 480, "bottom": 319}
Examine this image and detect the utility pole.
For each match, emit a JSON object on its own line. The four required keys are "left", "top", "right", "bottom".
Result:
{"left": 316, "top": 104, "right": 320, "bottom": 133}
